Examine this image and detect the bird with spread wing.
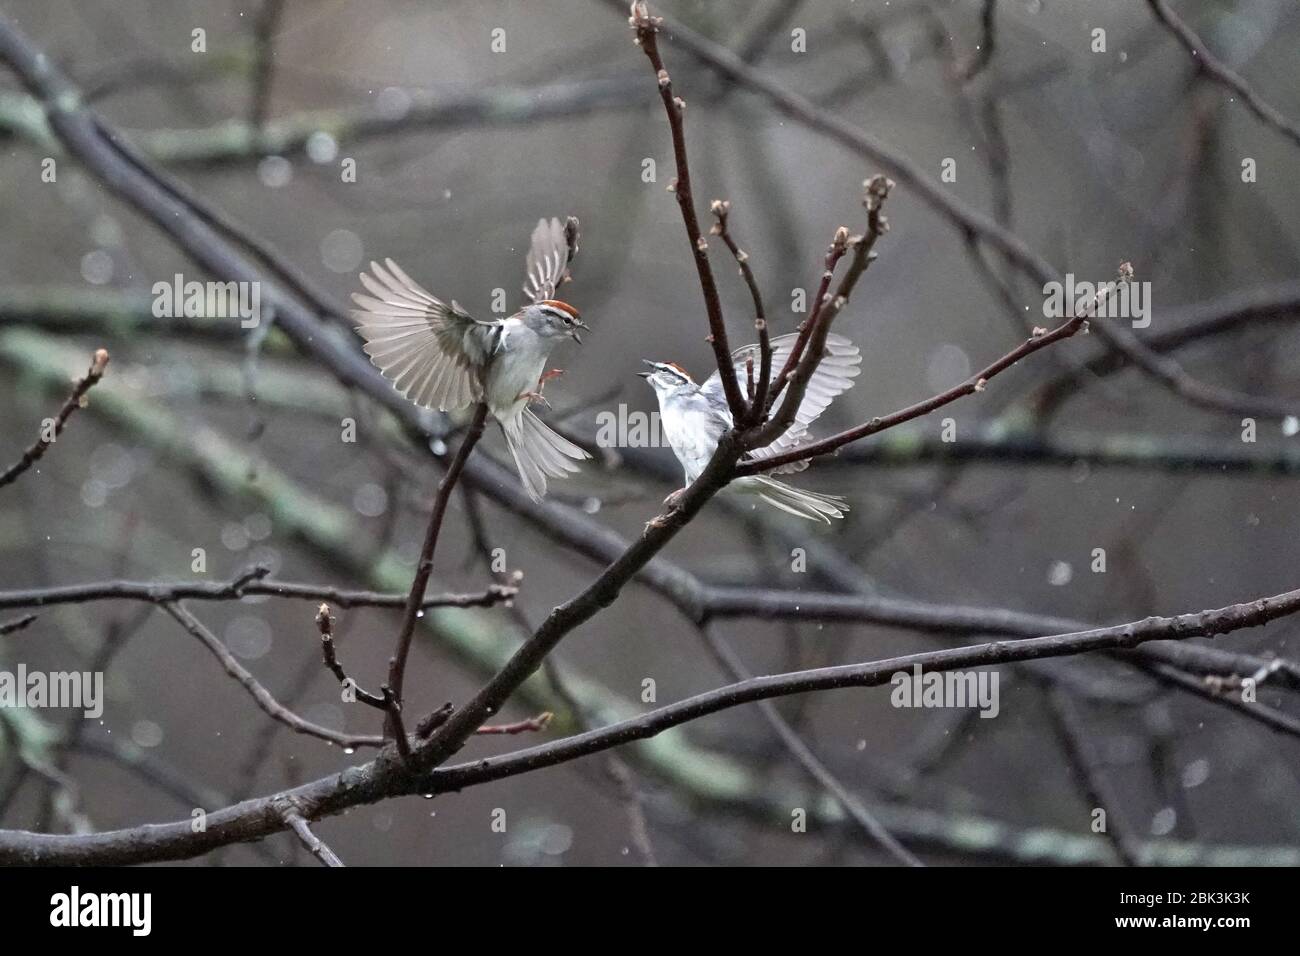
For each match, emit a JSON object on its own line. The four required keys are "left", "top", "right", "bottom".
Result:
{"left": 352, "top": 217, "right": 591, "bottom": 501}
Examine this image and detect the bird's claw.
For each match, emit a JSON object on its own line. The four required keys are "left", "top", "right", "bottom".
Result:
{"left": 663, "top": 488, "right": 686, "bottom": 508}
{"left": 538, "top": 368, "right": 566, "bottom": 385}
{"left": 517, "top": 390, "right": 551, "bottom": 409}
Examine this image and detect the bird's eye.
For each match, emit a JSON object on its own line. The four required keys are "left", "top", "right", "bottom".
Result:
{"left": 562, "top": 315, "right": 572, "bottom": 325}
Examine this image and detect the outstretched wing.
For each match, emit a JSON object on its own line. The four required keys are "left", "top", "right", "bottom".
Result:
{"left": 702, "top": 332, "right": 861, "bottom": 473}
{"left": 521, "top": 216, "right": 579, "bottom": 303}
{"left": 352, "top": 258, "right": 502, "bottom": 411}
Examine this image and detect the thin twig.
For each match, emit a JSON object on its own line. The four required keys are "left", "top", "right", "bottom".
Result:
{"left": 747, "top": 177, "right": 892, "bottom": 452}
{"left": 0, "top": 571, "right": 516, "bottom": 611}
{"left": 709, "top": 199, "right": 772, "bottom": 424}
{"left": 739, "top": 268, "right": 1124, "bottom": 474}
{"left": 474, "top": 712, "right": 554, "bottom": 736}
{"left": 161, "top": 601, "right": 383, "bottom": 749}
{"left": 0, "top": 614, "right": 36, "bottom": 637}
{"left": 279, "top": 806, "right": 345, "bottom": 867}
{"left": 631, "top": 1, "right": 747, "bottom": 420}
{"left": 765, "top": 226, "right": 851, "bottom": 411}
{"left": 387, "top": 402, "right": 489, "bottom": 734}
{"left": 316, "top": 604, "right": 386, "bottom": 710}
{"left": 0, "top": 348, "right": 108, "bottom": 489}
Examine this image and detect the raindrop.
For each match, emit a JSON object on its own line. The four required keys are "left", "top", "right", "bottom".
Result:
{"left": 1181, "top": 758, "right": 1210, "bottom": 789}
{"left": 305, "top": 130, "right": 339, "bottom": 164}
{"left": 353, "top": 482, "right": 388, "bottom": 517}
{"left": 321, "top": 228, "right": 364, "bottom": 273}
{"left": 1047, "top": 561, "right": 1072, "bottom": 586}
{"left": 80, "top": 249, "right": 114, "bottom": 285}
{"left": 131, "top": 720, "right": 164, "bottom": 748}
{"left": 225, "top": 615, "right": 273, "bottom": 660}
{"left": 376, "top": 86, "right": 412, "bottom": 119}
{"left": 1149, "top": 807, "right": 1177, "bottom": 836}
{"left": 925, "top": 343, "right": 971, "bottom": 393}
{"left": 258, "top": 155, "right": 293, "bottom": 188}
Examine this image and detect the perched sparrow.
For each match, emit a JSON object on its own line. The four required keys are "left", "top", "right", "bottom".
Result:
{"left": 639, "top": 333, "right": 861, "bottom": 522}
{"left": 352, "top": 217, "right": 591, "bottom": 501}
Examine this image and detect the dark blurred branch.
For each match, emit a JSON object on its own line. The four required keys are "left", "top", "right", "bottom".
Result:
{"left": 249, "top": 0, "right": 286, "bottom": 132}
{"left": 0, "top": 76, "right": 645, "bottom": 166}
{"left": 1045, "top": 689, "right": 1142, "bottom": 866}
{"left": 957, "top": 0, "right": 998, "bottom": 83}
{"left": 1146, "top": 0, "right": 1300, "bottom": 149}
{"left": 0, "top": 348, "right": 108, "bottom": 490}
{"left": 0, "top": 568, "right": 516, "bottom": 612}
{"left": 700, "top": 623, "right": 923, "bottom": 866}
{"left": 1033, "top": 280, "right": 1300, "bottom": 417}
{"left": 0, "top": 614, "right": 36, "bottom": 637}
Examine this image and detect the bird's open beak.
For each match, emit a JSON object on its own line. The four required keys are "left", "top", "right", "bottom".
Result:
{"left": 571, "top": 319, "right": 590, "bottom": 344}
{"left": 637, "top": 360, "right": 654, "bottom": 379}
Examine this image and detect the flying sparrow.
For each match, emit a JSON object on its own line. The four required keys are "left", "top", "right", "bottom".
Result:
{"left": 352, "top": 217, "right": 591, "bottom": 501}
{"left": 639, "top": 333, "right": 861, "bottom": 522}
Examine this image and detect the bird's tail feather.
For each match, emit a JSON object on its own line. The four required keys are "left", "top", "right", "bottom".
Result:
{"left": 751, "top": 475, "right": 847, "bottom": 523}
{"left": 502, "top": 408, "right": 590, "bottom": 501}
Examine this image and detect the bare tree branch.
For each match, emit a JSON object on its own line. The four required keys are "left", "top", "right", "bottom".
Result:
{"left": 0, "top": 569, "right": 516, "bottom": 613}
{"left": 386, "top": 402, "right": 490, "bottom": 740}
{"left": 160, "top": 601, "right": 384, "bottom": 750}
{"left": 631, "top": 1, "right": 747, "bottom": 419}
{"left": 3, "top": 582, "right": 1299, "bottom": 865}
{"left": 0, "top": 348, "right": 108, "bottom": 490}
{"left": 278, "top": 805, "right": 345, "bottom": 867}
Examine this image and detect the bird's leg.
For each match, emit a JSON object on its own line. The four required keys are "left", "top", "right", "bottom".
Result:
{"left": 516, "top": 390, "right": 551, "bottom": 408}
{"left": 516, "top": 369, "right": 565, "bottom": 408}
